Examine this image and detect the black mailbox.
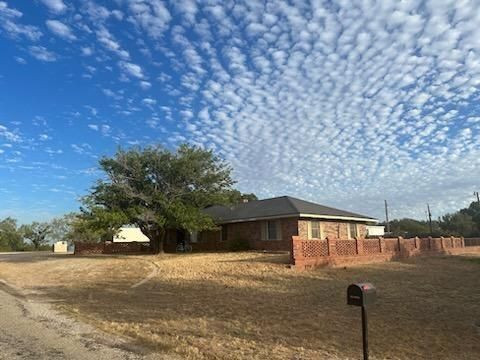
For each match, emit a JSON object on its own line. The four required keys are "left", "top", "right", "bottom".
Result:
{"left": 347, "top": 282, "right": 376, "bottom": 307}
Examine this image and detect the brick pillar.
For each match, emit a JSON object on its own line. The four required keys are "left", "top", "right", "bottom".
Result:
{"left": 440, "top": 236, "right": 445, "bottom": 250}
{"left": 461, "top": 236, "right": 465, "bottom": 248}
{"left": 355, "top": 237, "right": 364, "bottom": 255}
{"left": 428, "top": 236, "right": 433, "bottom": 250}
{"left": 450, "top": 236, "right": 455, "bottom": 248}
{"left": 291, "top": 236, "right": 302, "bottom": 264}
{"left": 327, "top": 236, "right": 336, "bottom": 257}
{"left": 379, "top": 237, "right": 386, "bottom": 253}
{"left": 414, "top": 236, "right": 420, "bottom": 249}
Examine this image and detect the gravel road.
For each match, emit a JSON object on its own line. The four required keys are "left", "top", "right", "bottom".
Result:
{"left": 0, "top": 280, "right": 175, "bottom": 360}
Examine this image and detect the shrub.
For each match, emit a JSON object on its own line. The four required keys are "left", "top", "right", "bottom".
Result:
{"left": 228, "top": 237, "right": 251, "bottom": 252}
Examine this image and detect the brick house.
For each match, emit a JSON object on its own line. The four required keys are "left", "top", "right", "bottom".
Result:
{"left": 164, "top": 196, "right": 378, "bottom": 252}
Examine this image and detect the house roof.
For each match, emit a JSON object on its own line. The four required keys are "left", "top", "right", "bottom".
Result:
{"left": 203, "top": 196, "right": 377, "bottom": 224}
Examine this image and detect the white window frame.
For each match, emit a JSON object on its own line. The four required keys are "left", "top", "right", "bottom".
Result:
{"left": 347, "top": 223, "right": 358, "bottom": 239}
{"left": 308, "top": 220, "right": 324, "bottom": 240}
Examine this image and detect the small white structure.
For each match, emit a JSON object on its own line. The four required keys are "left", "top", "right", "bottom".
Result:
{"left": 366, "top": 225, "right": 385, "bottom": 237}
{"left": 113, "top": 227, "right": 150, "bottom": 242}
{"left": 53, "top": 241, "right": 68, "bottom": 253}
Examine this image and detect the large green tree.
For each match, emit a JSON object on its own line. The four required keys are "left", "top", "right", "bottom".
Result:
{"left": 20, "top": 222, "right": 51, "bottom": 250}
{"left": 84, "top": 144, "right": 237, "bottom": 253}
{"left": 0, "top": 217, "right": 24, "bottom": 251}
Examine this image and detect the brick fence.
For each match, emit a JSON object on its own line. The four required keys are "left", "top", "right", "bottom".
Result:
{"left": 291, "top": 236, "right": 474, "bottom": 270}
{"left": 465, "top": 237, "right": 480, "bottom": 247}
{"left": 74, "top": 241, "right": 152, "bottom": 255}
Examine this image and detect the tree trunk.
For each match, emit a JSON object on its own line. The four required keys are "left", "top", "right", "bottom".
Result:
{"left": 147, "top": 228, "right": 166, "bottom": 254}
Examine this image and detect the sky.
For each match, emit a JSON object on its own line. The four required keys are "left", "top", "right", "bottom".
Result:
{"left": 1, "top": 0, "right": 480, "bottom": 224}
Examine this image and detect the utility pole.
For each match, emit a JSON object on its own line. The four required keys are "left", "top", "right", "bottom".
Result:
{"left": 474, "top": 191, "right": 480, "bottom": 204}
{"left": 384, "top": 200, "right": 390, "bottom": 234}
{"left": 427, "top": 204, "right": 433, "bottom": 234}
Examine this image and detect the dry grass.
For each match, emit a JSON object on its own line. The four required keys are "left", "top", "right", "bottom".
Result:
{"left": 0, "top": 251, "right": 479, "bottom": 359}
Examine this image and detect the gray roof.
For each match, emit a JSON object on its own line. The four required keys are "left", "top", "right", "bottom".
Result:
{"left": 203, "top": 196, "right": 377, "bottom": 224}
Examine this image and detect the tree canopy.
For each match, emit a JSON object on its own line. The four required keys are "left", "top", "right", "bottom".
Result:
{"left": 0, "top": 217, "right": 24, "bottom": 251}
{"left": 82, "top": 144, "right": 242, "bottom": 253}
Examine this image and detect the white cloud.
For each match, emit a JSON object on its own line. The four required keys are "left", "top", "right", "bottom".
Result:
{"left": 0, "top": 2, "right": 42, "bottom": 40}
{"left": 81, "top": 46, "right": 93, "bottom": 56}
{"left": 95, "top": 26, "right": 129, "bottom": 59}
{"left": 40, "top": 0, "right": 67, "bottom": 14}
{"left": 142, "top": 98, "right": 156, "bottom": 106}
{"left": 87, "top": 124, "right": 98, "bottom": 131}
{"left": 15, "top": 56, "right": 26, "bottom": 64}
{"left": 119, "top": 61, "right": 144, "bottom": 78}
{"left": 46, "top": 19, "right": 76, "bottom": 40}
{"left": 28, "top": 45, "right": 57, "bottom": 62}
{"left": 139, "top": 80, "right": 151, "bottom": 89}
{"left": 127, "top": 0, "right": 171, "bottom": 39}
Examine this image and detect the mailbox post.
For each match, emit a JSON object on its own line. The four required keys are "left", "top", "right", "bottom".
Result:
{"left": 347, "top": 283, "right": 376, "bottom": 360}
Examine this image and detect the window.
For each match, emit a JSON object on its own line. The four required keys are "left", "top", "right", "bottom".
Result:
{"left": 348, "top": 223, "right": 358, "bottom": 239}
{"left": 221, "top": 225, "right": 228, "bottom": 241}
{"left": 264, "top": 220, "right": 281, "bottom": 240}
{"left": 311, "top": 221, "right": 321, "bottom": 239}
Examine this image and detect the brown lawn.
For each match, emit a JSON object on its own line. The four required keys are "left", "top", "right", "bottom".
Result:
{"left": 0, "top": 251, "right": 479, "bottom": 359}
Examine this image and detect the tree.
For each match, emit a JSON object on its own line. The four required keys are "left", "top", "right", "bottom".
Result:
{"left": 83, "top": 144, "right": 236, "bottom": 253}
{"left": 439, "top": 212, "right": 476, "bottom": 237}
{"left": 386, "top": 218, "right": 441, "bottom": 237}
{"left": 460, "top": 201, "right": 480, "bottom": 235}
{"left": 0, "top": 217, "right": 24, "bottom": 251}
{"left": 224, "top": 190, "right": 258, "bottom": 204}
{"left": 48, "top": 213, "right": 76, "bottom": 244}
{"left": 21, "top": 222, "right": 51, "bottom": 250}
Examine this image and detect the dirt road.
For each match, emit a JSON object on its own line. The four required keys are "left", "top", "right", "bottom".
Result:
{"left": 0, "top": 284, "right": 161, "bottom": 360}
{"left": 0, "top": 252, "right": 175, "bottom": 359}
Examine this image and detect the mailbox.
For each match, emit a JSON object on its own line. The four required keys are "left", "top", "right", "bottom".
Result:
{"left": 347, "top": 282, "right": 376, "bottom": 307}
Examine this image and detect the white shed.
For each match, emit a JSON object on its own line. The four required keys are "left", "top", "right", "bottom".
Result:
{"left": 366, "top": 225, "right": 385, "bottom": 237}
{"left": 113, "top": 227, "right": 150, "bottom": 242}
{"left": 53, "top": 241, "right": 68, "bottom": 253}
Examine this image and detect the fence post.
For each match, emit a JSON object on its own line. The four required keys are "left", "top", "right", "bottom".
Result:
{"left": 450, "top": 236, "right": 454, "bottom": 248}
{"left": 414, "top": 236, "right": 419, "bottom": 249}
{"left": 291, "top": 236, "right": 302, "bottom": 265}
{"left": 461, "top": 237, "right": 465, "bottom": 248}
{"left": 327, "top": 236, "right": 337, "bottom": 257}
{"left": 355, "top": 237, "right": 364, "bottom": 255}
{"left": 379, "top": 237, "right": 386, "bottom": 253}
{"left": 397, "top": 236, "right": 403, "bottom": 255}
{"left": 440, "top": 236, "right": 445, "bottom": 250}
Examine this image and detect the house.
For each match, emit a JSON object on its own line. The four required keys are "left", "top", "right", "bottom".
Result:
{"left": 109, "top": 196, "right": 377, "bottom": 252}
{"left": 163, "top": 196, "right": 378, "bottom": 252}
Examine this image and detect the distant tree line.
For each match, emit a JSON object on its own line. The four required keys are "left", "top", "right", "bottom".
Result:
{"left": 0, "top": 215, "right": 74, "bottom": 252}
{"left": 382, "top": 201, "right": 480, "bottom": 238}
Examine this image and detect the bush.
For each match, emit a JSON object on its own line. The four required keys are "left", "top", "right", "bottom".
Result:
{"left": 228, "top": 237, "right": 251, "bottom": 252}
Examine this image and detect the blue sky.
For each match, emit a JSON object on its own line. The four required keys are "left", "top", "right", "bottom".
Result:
{"left": 1, "top": 0, "right": 480, "bottom": 224}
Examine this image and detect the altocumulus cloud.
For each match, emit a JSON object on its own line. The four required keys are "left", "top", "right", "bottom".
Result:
{"left": 1, "top": 0, "right": 480, "bottom": 222}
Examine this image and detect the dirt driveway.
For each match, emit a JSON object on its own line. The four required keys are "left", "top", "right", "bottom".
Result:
{"left": 0, "top": 252, "right": 174, "bottom": 360}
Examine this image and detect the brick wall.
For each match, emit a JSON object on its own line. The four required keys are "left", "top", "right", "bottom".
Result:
{"left": 292, "top": 235, "right": 469, "bottom": 270}
{"left": 298, "top": 219, "right": 367, "bottom": 239}
{"left": 74, "top": 241, "right": 152, "bottom": 255}
{"left": 201, "top": 217, "right": 298, "bottom": 252}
